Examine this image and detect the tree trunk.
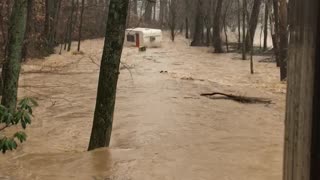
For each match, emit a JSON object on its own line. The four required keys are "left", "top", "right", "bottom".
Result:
{"left": 77, "top": 0, "right": 85, "bottom": 51}
{"left": 67, "top": 0, "right": 76, "bottom": 52}
{"left": 237, "top": 0, "right": 241, "bottom": 49}
{"left": 212, "top": 0, "right": 224, "bottom": 53}
{"left": 53, "top": 0, "right": 62, "bottom": 43}
{"left": 242, "top": 0, "right": 247, "bottom": 60}
{"left": 153, "top": 1, "right": 156, "bottom": 21}
{"left": 44, "top": 0, "right": 59, "bottom": 47}
{"left": 272, "top": 0, "right": 280, "bottom": 66}
{"left": 22, "top": 0, "right": 34, "bottom": 61}
{"left": 159, "top": 0, "right": 166, "bottom": 26}
{"left": 144, "top": 0, "right": 153, "bottom": 24}
{"left": 168, "top": 0, "right": 177, "bottom": 42}
{"left": 133, "top": 0, "right": 138, "bottom": 15}
{"left": 278, "top": 0, "right": 288, "bottom": 81}
{"left": 190, "top": 0, "right": 203, "bottom": 46}
{"left": 222, "top": 0, "right": 232, "bottom": 52}
{"left": 206, "top": 25, "right": 210, "bottom": 46}
{"left": 283, "top": 0, "right": 320, "bottom": 179}
{"left": 1, "top": 0, "right": 28, "bottom": 112}
{"left": 100, "top": 0, "right": 110, "bottom": 31}
{"left": 88, "top": 0, "right": 129, "bottom": 151}
{"left": 245, "top": 0, "right": 262, "bottom": 51}
{"left": 263, "top": 0, "right": 269, "bottom": 50}
{"left": 185, "top": 17, "right": 189, "bottom": 39}
{"left": 44, "top": 0, "right": 50, "bottom": 35}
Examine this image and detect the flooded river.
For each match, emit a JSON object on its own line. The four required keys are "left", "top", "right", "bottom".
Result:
{"left": 0, "top": 35, "right": 285, "bottom": 180}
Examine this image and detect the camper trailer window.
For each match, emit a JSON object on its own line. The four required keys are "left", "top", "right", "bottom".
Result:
{"left": 127, "top": 34, "right": 135, "bottom": 42}
{"left": 150, "top": 36, "right": 156, "bottom": 42}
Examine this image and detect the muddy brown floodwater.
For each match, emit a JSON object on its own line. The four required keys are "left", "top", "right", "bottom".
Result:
{"left": 0, "top": 35, "right": 286, "bottom": 180}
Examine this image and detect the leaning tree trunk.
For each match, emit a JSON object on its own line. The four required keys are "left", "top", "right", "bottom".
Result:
{"left": 88, "top": 0, "right": 129, "bottom": 151}
{"left": 1, "top": 0, "right": 28, "bottom": 112}
{"left": 212, "top": 0, "right": 224, "bottom": 53}
{"left": 245, "top": 0, "right": 262, "bottom": 51}
{"left": 278, "top": 0, "right": 288, "bottom": 81}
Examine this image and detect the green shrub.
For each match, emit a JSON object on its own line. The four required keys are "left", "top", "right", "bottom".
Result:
{"left": 0, "top": 98, "right": 38, "bottom": 153}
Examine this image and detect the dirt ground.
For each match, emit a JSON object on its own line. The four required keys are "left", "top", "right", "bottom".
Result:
{"left": 0, "top": 34, "right": 286, "bottom": 180}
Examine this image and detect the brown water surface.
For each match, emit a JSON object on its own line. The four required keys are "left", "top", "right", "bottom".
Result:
{"left": 0, "top": 35, "right": 285, "bottom": 180}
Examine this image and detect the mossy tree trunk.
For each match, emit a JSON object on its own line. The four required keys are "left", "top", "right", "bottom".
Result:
{"left": 1, "top": 0, "right": 28, "bottom": 112}
{"left": 88, "top": 0, "right": 129, "bottom": 151}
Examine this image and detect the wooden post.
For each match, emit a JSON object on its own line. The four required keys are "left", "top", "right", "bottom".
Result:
{"left": 283, "top": 0, "right": 320, "bottom": 179}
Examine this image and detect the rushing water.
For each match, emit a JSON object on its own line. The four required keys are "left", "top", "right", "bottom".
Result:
{"left": 0, "top": 35, "right": 285, "bottom": 180}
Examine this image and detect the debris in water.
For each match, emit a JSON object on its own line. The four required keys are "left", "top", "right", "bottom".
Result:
{"left": 139, "top": 47, "right": 146, "bottom": 52}
{"left": 160, "top": 70, "right": 168, "bottom": 73}
{"left": 200, "top": 92, "right": 272, "bottom": 104}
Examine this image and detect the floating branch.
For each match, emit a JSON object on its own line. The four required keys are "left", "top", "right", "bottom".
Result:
{"left": 201, "top": 92, "right": 272, "bottom": 104}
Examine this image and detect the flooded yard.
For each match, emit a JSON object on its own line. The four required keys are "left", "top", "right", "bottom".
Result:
{"left": 0, "top": 35, "right": 285, "bottom": 180}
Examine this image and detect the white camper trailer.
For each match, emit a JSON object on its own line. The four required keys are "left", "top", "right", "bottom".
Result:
{"left": 125, "top": 28, "right": 162, "bottom": 48}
